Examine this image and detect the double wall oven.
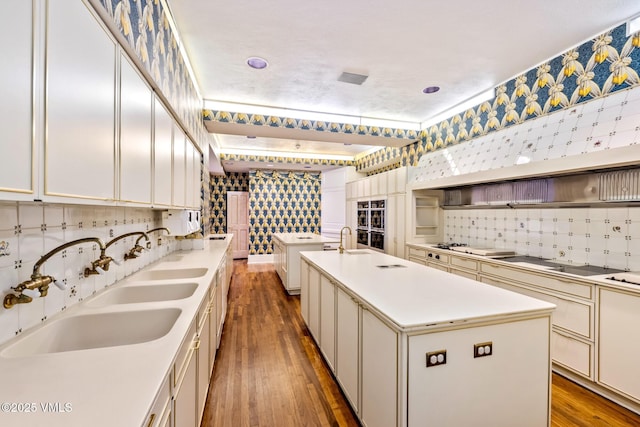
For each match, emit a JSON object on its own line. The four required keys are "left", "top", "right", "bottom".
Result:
{"left": 356, "top": 200, "right": 385, "bottom": 252}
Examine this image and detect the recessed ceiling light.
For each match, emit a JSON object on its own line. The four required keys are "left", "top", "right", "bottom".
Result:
{"left": 247, "top": 57, "right": 268, "bottom": 69}
{"left": 422, "top": 86, "right": 440, "bottom": 94}
{"left": 266, "top": 164, "right": 274, "bottom": 167}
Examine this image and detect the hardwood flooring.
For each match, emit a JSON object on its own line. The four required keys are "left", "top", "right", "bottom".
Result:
{"left": 201, "top": 260, "right": 640, "bottom": 427}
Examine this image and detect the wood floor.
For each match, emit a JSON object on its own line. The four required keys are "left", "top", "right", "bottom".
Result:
{"left": 200, "top": 260, "right": 640, "bottom": 427}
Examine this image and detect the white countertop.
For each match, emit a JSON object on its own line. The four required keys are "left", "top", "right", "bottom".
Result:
{"left": 301, "top": 250, "right": 555, "bottom": 330}
{"left": 0, "top": 236, "right": 231, "bottom": 427}
{"left": 272, "top": 232, "right": 339, "bottom": 245}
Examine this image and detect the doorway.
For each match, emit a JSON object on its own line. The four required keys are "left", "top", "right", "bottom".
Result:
{"left": 227, "top": 191, "right": 249, "bottom": 259}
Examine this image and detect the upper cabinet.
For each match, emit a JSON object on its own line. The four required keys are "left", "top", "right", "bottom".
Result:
{"left": 45, "top": 0, "right": 116, "bottom": 201}
{"left": 0, "top": 2, "right": 34, "bottom": 200}
{"left": 0, "top": 0, "right": 202, "bottom": 208}
{"left": 172, "top": 124, "right": 186, "bottom": 207}
{"left": 153, "top": 98, "right": 174, "bottom": 207}
{"left": 119, "top": 54, "right": 152, "bottom": 205}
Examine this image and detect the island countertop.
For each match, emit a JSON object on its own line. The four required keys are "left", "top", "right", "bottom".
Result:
{"left": 271, "top": 232, "right": 339, "bottom": 245}
{"left": 300, "top": 249, "right": 555, "bottom": 331}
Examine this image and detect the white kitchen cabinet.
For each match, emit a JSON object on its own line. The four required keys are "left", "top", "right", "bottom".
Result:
{"left": 185, "top": 140, "right": 201, "bottom": 209}
{"left": 196, "top": 293, "right": 211, "bottom": 421}
{"left": 174, "top": 320, "right": 197, "bottom": 427}
{"left": 386, "top": 193, "right": 405, "bottom": 258}
{"left": 300, "top": 258, "right": 310, "bottom": 325}
{"left": 145, "top": 373, "right": 171, "bottom": 427}
{"left": 336, "top": 287, "right": 359, "bottom": 414}
{"left": 119, "top": 53, "right": 152, "bottom": 205}
{"left": 308, "top": 265, "right": 321, "bottom": 342}
{"left": 153, "top": 98, "right": 173, "bottom": 207}
{"left": 319, "top": 274, "right": 336, "bottom": 372}
{"left": 361, "top": 308, "right": 398, "bottom": 427}
{"left": 172, "top": 125, "right": 186, "bottom": 208}
{"left": 0, "top": 1, "right": 34, "bottom": 200}
{"left": 45, "top": 0, "right": 116, "bottom": 201}
{"left": 388, "top": 167, "right": 407, "bottom": 194}
{"left": 598, "top": 288, "right": 640, "bottom": 403}
{"left": 208, "top": 275, "right": 218, "bottom": 375}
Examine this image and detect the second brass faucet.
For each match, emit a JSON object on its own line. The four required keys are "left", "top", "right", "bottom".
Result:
{"left": 339, "top": 226, "right": 352, "bottom": 254}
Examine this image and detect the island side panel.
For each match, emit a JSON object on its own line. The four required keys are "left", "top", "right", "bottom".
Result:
{"left": 407, "top": 316, "right": 551, "bottom": 427}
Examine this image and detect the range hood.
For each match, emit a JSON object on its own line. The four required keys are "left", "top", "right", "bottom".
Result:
{"left": 443, "top": 167, "right": 640, "bottom": 208}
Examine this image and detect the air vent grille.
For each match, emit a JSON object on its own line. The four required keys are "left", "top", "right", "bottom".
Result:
{"left": 600, "top": 169, "right": 640, "bottom": 201}
{"left": 513, "top": 179, "right": 548, "bottom": 203}
{"left": 338, "top": 72, "right": 369, "bottom": 85}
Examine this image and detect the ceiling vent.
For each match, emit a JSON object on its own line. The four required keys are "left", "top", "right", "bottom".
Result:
{"left": 338, "top": 72, "right": 368, "bottom": 85}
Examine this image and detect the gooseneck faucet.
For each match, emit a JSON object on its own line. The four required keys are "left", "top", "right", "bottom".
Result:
{"left": 104, "top": 231, "right": 150, "bottom": 261}
{"left": 4, "top": 237, "right": 107, "bottom": 309}
{"left": 338, "top": 226, "right": 352, "bottom": 254}
{"left": 147, "top": 227, "right": 171, "bottom": 246}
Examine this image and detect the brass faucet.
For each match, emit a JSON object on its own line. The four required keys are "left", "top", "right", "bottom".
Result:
{"left": 4, "top": 237, "right": 107, "bottom": 309}
{"left": 104, "top": 231, "right": 150, "bottom": 261}
{"left": 338, "top": 226, "right": 352, "bottom": 254}
{"left": 147, "top": 227, "right": 171, "bottom": 246}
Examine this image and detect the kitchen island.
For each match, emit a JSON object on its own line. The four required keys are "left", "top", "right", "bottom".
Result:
{"left": 272, "top": 232, "right": 339, "bottom": 294}
{"left": 300, "top": 249, "right": 555, "bottom": 427}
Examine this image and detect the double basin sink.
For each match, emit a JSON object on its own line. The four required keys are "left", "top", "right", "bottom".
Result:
{"left": 1, "top": 265, "right": 208, "bottom": 358}
{"left": 499, "top": 255, "right": 623, "bottom": 277}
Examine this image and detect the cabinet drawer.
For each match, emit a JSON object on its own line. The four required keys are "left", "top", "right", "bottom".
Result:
{"left": 407, "top": 247, "right": 426, "bottom": 259}
{"left": 552, "top": 331, "right": 592, "bottom": 379}
{"left": 450, "top": 255, "right": 477, "bottom": 271}
{"left": 449, "top": 268, "right": 477, "bottom": 280}
{"left": 480, "top": 263, "right": 593, "bottom": 299}
{"left": 174, "top": 320, "right": 197, "bottom": 387}
{"left": 427, "top": 262, "right": 448, "bottom": 272}
{"left": 481, "top": 276, "right": 593, "bottom": 339}
{"left": 409, "top": 256, "right": 427, "bottom": 266}
{"left": 197, "top": 292, "right": 209, "bottom": 330}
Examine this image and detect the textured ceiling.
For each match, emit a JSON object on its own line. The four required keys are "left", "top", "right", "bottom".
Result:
{"left": 167, "top": 0, "right": 640, "bottom": 171}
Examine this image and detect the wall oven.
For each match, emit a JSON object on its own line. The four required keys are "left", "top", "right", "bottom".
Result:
{"left": 356, "top": 199, "right": 385, "bottom": 252}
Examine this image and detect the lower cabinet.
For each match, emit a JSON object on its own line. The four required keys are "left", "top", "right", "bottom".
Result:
{"left": 196, "top": 295, "right": 212, "bottom": 421}
{"left": 319, "top": 274, "right": 336, "bottom": 371}
{"left": 174, "top": 321, "right": 198, "bottom": 427}
{"left": 307, "top": 266, "right": 321, "bottom": 341}
{"left": 598, "top": 288, "right": 640, "bottom": 403}
{"left": 300, "top": 259, "right": 310, "bottom": 325}
{"left": 145, "top": 373, "right": 171, "bottom": 427}
{"left": 361, "top": 308, "right": 398, "bottom": 427}
{"left": 336, "top": 287, "right": 359, "bottom": 413}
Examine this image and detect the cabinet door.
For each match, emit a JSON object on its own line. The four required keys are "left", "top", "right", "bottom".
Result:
{"left": 197, "top": 313, "right": 211, "bottom": 421}
{"left": 174, "top": 347, "right": 197, "bottom": 427}
{"left": 308, "top": 266, "right": 321, "bottom": 341}
{"left": 336, "top": 287, "right": 359, "bottom": 413}
{"left": 300, "top": 259, "right": 310, "bottom": 324}
{"left": 386, "top": 194, "right": 405, "bottom": 258}
{"left": 172, "top": 125, "right": 186, "bottom": 207}
{"left": 185, "top": 140, "right": 200, "bottom": 208}
{"left": 46, "top": 0, "right": 115, "bottom": 200}
{"left": 598, "top": 288, "right": 640, "bottom": 402}
{"left": 361, "top": 308, "right": 398, "bottom": 427}
{"left": 0, "top": 1, "right": 33, "bottom": 198}
{"left": 153, "top": 98, "right": 173, "bottom": 206}
{"left": 119, "top": 54, "right": 152, "bottom": 204}
{"left": 319, "top": 275, "right": 336, "bottom": 372}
